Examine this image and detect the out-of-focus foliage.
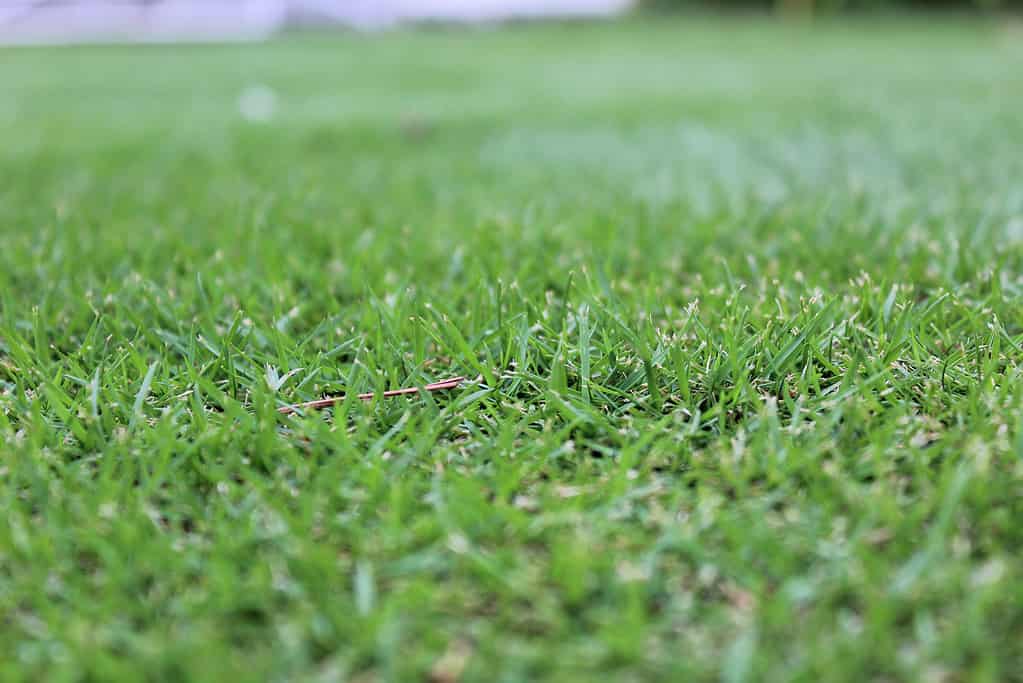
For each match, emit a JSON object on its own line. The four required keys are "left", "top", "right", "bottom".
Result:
{"left": 643, "top": 0, "right": 1022, "bottom": 12}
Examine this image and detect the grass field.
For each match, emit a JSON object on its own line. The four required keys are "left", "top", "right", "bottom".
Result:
{"left": 2, "top": 17, "right": 1023, "bottom": 682}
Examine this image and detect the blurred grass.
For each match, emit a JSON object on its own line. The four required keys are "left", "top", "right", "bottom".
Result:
{"left": 1, "top": 16, "right": 1022, "bottom": 683}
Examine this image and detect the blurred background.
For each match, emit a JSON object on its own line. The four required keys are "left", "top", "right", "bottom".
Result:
{"left": 1, "top": 0, "right": 1021, "bottom": 44}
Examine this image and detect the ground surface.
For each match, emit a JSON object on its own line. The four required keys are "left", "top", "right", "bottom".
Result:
{"left": 1, "top": 17, "right": 1022, "bottom": 682}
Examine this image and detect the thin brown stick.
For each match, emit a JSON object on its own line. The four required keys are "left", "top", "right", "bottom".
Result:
{"left": 277, "top": 376, "right": 465, "bottom": 415}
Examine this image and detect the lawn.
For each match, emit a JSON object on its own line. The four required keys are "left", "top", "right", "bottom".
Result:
{"left": 1, "top": 16, "right": 1022, "bottom": 682}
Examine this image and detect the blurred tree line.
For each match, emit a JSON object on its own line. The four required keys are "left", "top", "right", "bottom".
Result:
{"left": 644, "top": 0, "right": 1022, "bottom": 11}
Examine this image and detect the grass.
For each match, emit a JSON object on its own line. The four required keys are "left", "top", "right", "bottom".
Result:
{"left": 2, "top": 16, "right": 1023, "bottom": 682}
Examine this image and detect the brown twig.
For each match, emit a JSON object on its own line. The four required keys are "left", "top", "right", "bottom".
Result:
{"left": 277, "top": 376, "right": 465, "bottom": 415}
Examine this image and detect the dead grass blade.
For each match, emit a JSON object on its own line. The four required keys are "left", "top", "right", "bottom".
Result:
{"left": 278, "top": 376, "right": 465, "bottom": 415}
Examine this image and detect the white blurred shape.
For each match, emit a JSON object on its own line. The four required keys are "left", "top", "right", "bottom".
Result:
{"left": 0, "top": 0, "right": 633, "bottom": 44}
{"left": 296, "top": 0, "right": 633, "bottom": 25}
{"left": 238, "top": 84, "right": 279, "bottom": 123}
{"left": 0, "top": 0, "right": 287, "bottom": 44}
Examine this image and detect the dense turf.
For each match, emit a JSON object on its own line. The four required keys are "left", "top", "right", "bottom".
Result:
{"left": 2, "top": 17, "right": 1023, "bottom": 682}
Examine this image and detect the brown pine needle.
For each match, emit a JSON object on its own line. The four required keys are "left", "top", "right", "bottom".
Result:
{"left": 277, "top": 376, "right": 465, "bottom": 415}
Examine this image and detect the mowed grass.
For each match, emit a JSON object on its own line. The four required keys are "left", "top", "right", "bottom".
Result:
{"left": 2, "top": 17, "right": 1023, "bottom": 682}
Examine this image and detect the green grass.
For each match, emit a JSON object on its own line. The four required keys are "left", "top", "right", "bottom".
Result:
{"left": 2, "top": 16, "right": 1023, "bottom": 682}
